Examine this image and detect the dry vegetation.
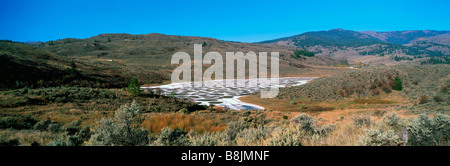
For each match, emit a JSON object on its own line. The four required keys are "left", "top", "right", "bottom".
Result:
{"left": 0, "top": 34, "right": 449, "bottom": 146}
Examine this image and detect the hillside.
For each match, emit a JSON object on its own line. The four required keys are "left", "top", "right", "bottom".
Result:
{"left": 260, "top": 28, "right": 384, "bottom": 47}
{"left": 360, "top": 30, "right": 450, "bottom": 45}
{"left": 260, "top": 29, "right": 450, "bottom": 66}
{"left": 27, "top": 33, "right": 347, "bottom": 85}
{"left": 0, "top": 40, "right": 130, "bottom": 90}
{"left": 277, "top": 65, "right": 450, "bottom": 103}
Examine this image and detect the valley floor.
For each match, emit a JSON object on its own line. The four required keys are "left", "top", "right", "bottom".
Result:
{"left": 0, "top": 65, "right": 448, "bottom": 146}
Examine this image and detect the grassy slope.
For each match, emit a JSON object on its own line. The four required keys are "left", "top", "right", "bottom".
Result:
{"left": 260, "top": 29, "right": 450, "bottom": 66}
{"left": 0, "top": 41, "right": 131, "bottom": 89}
{"left": 242, "top": 64, "right": 449, "bottom": 125}
{"left": 36, "top": 33, "right": 346, "bottom": 84}
{"left": 277, "top": 65, "right": 450, "bottom": 101}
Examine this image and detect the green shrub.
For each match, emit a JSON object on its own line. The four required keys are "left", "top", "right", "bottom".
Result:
{"left": 65, "top": 61, "right": 81, "bottom": 79}
{"left": 63, "top": 120, "right": 91, "bottom": 146}
{"left": 0, "top": 139, "right": 20, "bottom": 146}
{"left": 313, "top": 124, "right": 336, "bottom": 136}
{"left": 290, "top": 114, "right": 316, "bottom": 133}
{"left": 126, "top": 78, "right": 142, "bottom": 97}
{"left": 0, "top": 115, "right": 37, "bottom": 130}
{"left": 300, "top": 105, "right": 307, "bottom": 109}
{"left": 290, "top": 101, "right": 297, "bottom": 105}
{"left": 266, "top": 126, "right": 303, "bottom": 146}
{"left": 406, "top": 114, "right": 450, "bottom": 146}
{"left": 289, "top": 114, "right": 335, "bottom": 136}
{"left": 434, "top": 114, "right": 450, "bottom": 142}
{"left": 383, "top": 113, "right": 402, "bottom": 128}
{"left": 352, "top": 115, "right": 371, "bottom": 127}
{"left": 282, "top": 116, "right": 288, "bottom": 120}
{"left": 358, "top": 129, "right": 403, "bottom": 146}
{"left": 293, "top": 49, "right": 314, "bottom": 58}
{"left": 391, "top": 77, "right": 403, "bottom": 91}
{"left": 47, "top": 139, "right": 67, "bottom": 146}
{"left": 225, "top": 121, "right": 249, "bottom": 143}
{"left": 47, "top": 123, "right": 62, "bottom": 132}
{"left": 188, "top": 132, "right": 228, "bottom": 146}
{"left": 441, "top": 85, "right": 449, "bottom": 93}
{"left": 88, "top": 101, "right": 149, "bottom": 146}
{"left": 433, "top": 95, "right": 443, "bottom": 102}
{"left": 33, "top": 119, "right": 62, "bottom": 132}
{"left": 33, "top": 119, "right": 52, "bottom": 131}
{"left": 154, "top": 127, "right": 189, "bottom": 146}
{"left": 236, "top": 125, "right": 269, "bottom": 146}
{"left": 177, "top": 108, "right": 189, "bottom": 114}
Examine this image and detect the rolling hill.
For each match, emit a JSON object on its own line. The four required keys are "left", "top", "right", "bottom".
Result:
{"left": 360, "top": 30, "right": 450, "bottom": 45}
{"left": 277, "top": 64, "right": 450, "bottom": 104}
{"left": 1, "top": 33, "right": 349, "bottom": 90}
{"left": 260, "top": 29, "right": 450, "bottom": 66}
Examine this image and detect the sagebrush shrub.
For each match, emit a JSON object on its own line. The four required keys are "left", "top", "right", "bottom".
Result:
{"left": 177, "top": 108, "right": 189, "bottom": 114}
{"left": 47, "top": 123, "right": 62, "bottom": 133}
{"left": 63, "top": 120, "right": 91, "bottom": 146}
{"left": 225, "top": 120, "right": 249, "bottom": 143}
{"left": 154, "top": 127, "right": 189, "bottom": 146}
{"left": 358, "top": 129, "right": 403, "bottom": 146}
{"left": 289, "top": 114, "right": 335, "bottom": 136}
{"left": 406, "top": 114, "right": 450, "bottom": 146}
{"left": 289, "top": 114, "right": 316, "bottom": 134}
{"left": 33, "top": 119, "right": 62, "bottom": 132}
{"left": 383, "top": 113, "right": 402, "bottom": 128}
{"left": 0, "top": 139, "right": 20, "bottom": 146}
{"left": 313, "top": 124, "right": 336, "bottom": 136}
{"left": 352, "top": 115, "right": 371, "bottom": 127}
{"left": 236, "top": 125, "right": 269, "bottom": 146}
{"left": 433, "top": 114, "right": 450, "bottom": 142}
{"left": 0, "top": 115, "right": 37, "bottom": 130}
{"left": 433, "top": 95, "right": 443, "bottom": 102}
{"left": 47, "top": 139, "right": 67, "bottom": 146}
{"left": 266, "top": 126, "right": 303, "bottom": 146}
{"left": 88, "top": 101, "right": 149, "bottom": 146}
{"left": 188, "top": 132, "right": 228, "bottom": 146}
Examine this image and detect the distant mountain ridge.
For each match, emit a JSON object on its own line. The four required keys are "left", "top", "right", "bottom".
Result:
{"left": 259, "top": 29, "right": 450, "bottom": 66}
{"left": 260, "top": 28, "right": 385, "bottom": 47}
{"left": 360, "top": 30, "right": 450, "bottom": 45}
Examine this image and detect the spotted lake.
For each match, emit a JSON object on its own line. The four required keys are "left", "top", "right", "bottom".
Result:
{"left": 143, "top": 77, "right": 314, "bottom": 110}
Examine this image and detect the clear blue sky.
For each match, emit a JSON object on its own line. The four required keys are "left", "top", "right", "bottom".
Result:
{"left": 1, "top": 0, "right": 449, "bottom": 43}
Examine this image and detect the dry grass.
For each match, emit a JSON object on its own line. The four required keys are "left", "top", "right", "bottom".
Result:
{"left": 302, "top": 122, "right": 368, "bottom": 146}
{"left": 353, "top": 98, "right": 397, "bottom": 104}
{"left": 240, "top": 92, "right": 410, "bottom": 125}
{"left": 141, "top": 113, "right": 234, "bottom": 134}
{"left": 0, "top": 130, "right": 60, "bottom": 146}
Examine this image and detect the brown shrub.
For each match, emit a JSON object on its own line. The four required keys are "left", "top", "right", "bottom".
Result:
{"left": 419, "top": 95, "right": 429, "bottom": 104}
{"left": 433, "top": 95, "right": 443, "bottom": 102}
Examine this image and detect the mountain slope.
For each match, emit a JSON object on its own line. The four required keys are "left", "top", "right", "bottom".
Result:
{"left": 360, "top": 30, "right": 450, "bottom": 45}
{"left": 32, "top": 33, "right": 346, "bottom": 84}
{"left": 260, "top": 28, "right": 385, "bottom": 47}
{"left": 260, "top": 29, "right": 450, "bottom": 66}
{"left": 277, "top": 64, "right": 450, "bottom": 102}
{"left": 0, "top": 40, "right": 129, "bottom": 89}
{"left": 2, "top": 34, "right": 350, "bottom": 90}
